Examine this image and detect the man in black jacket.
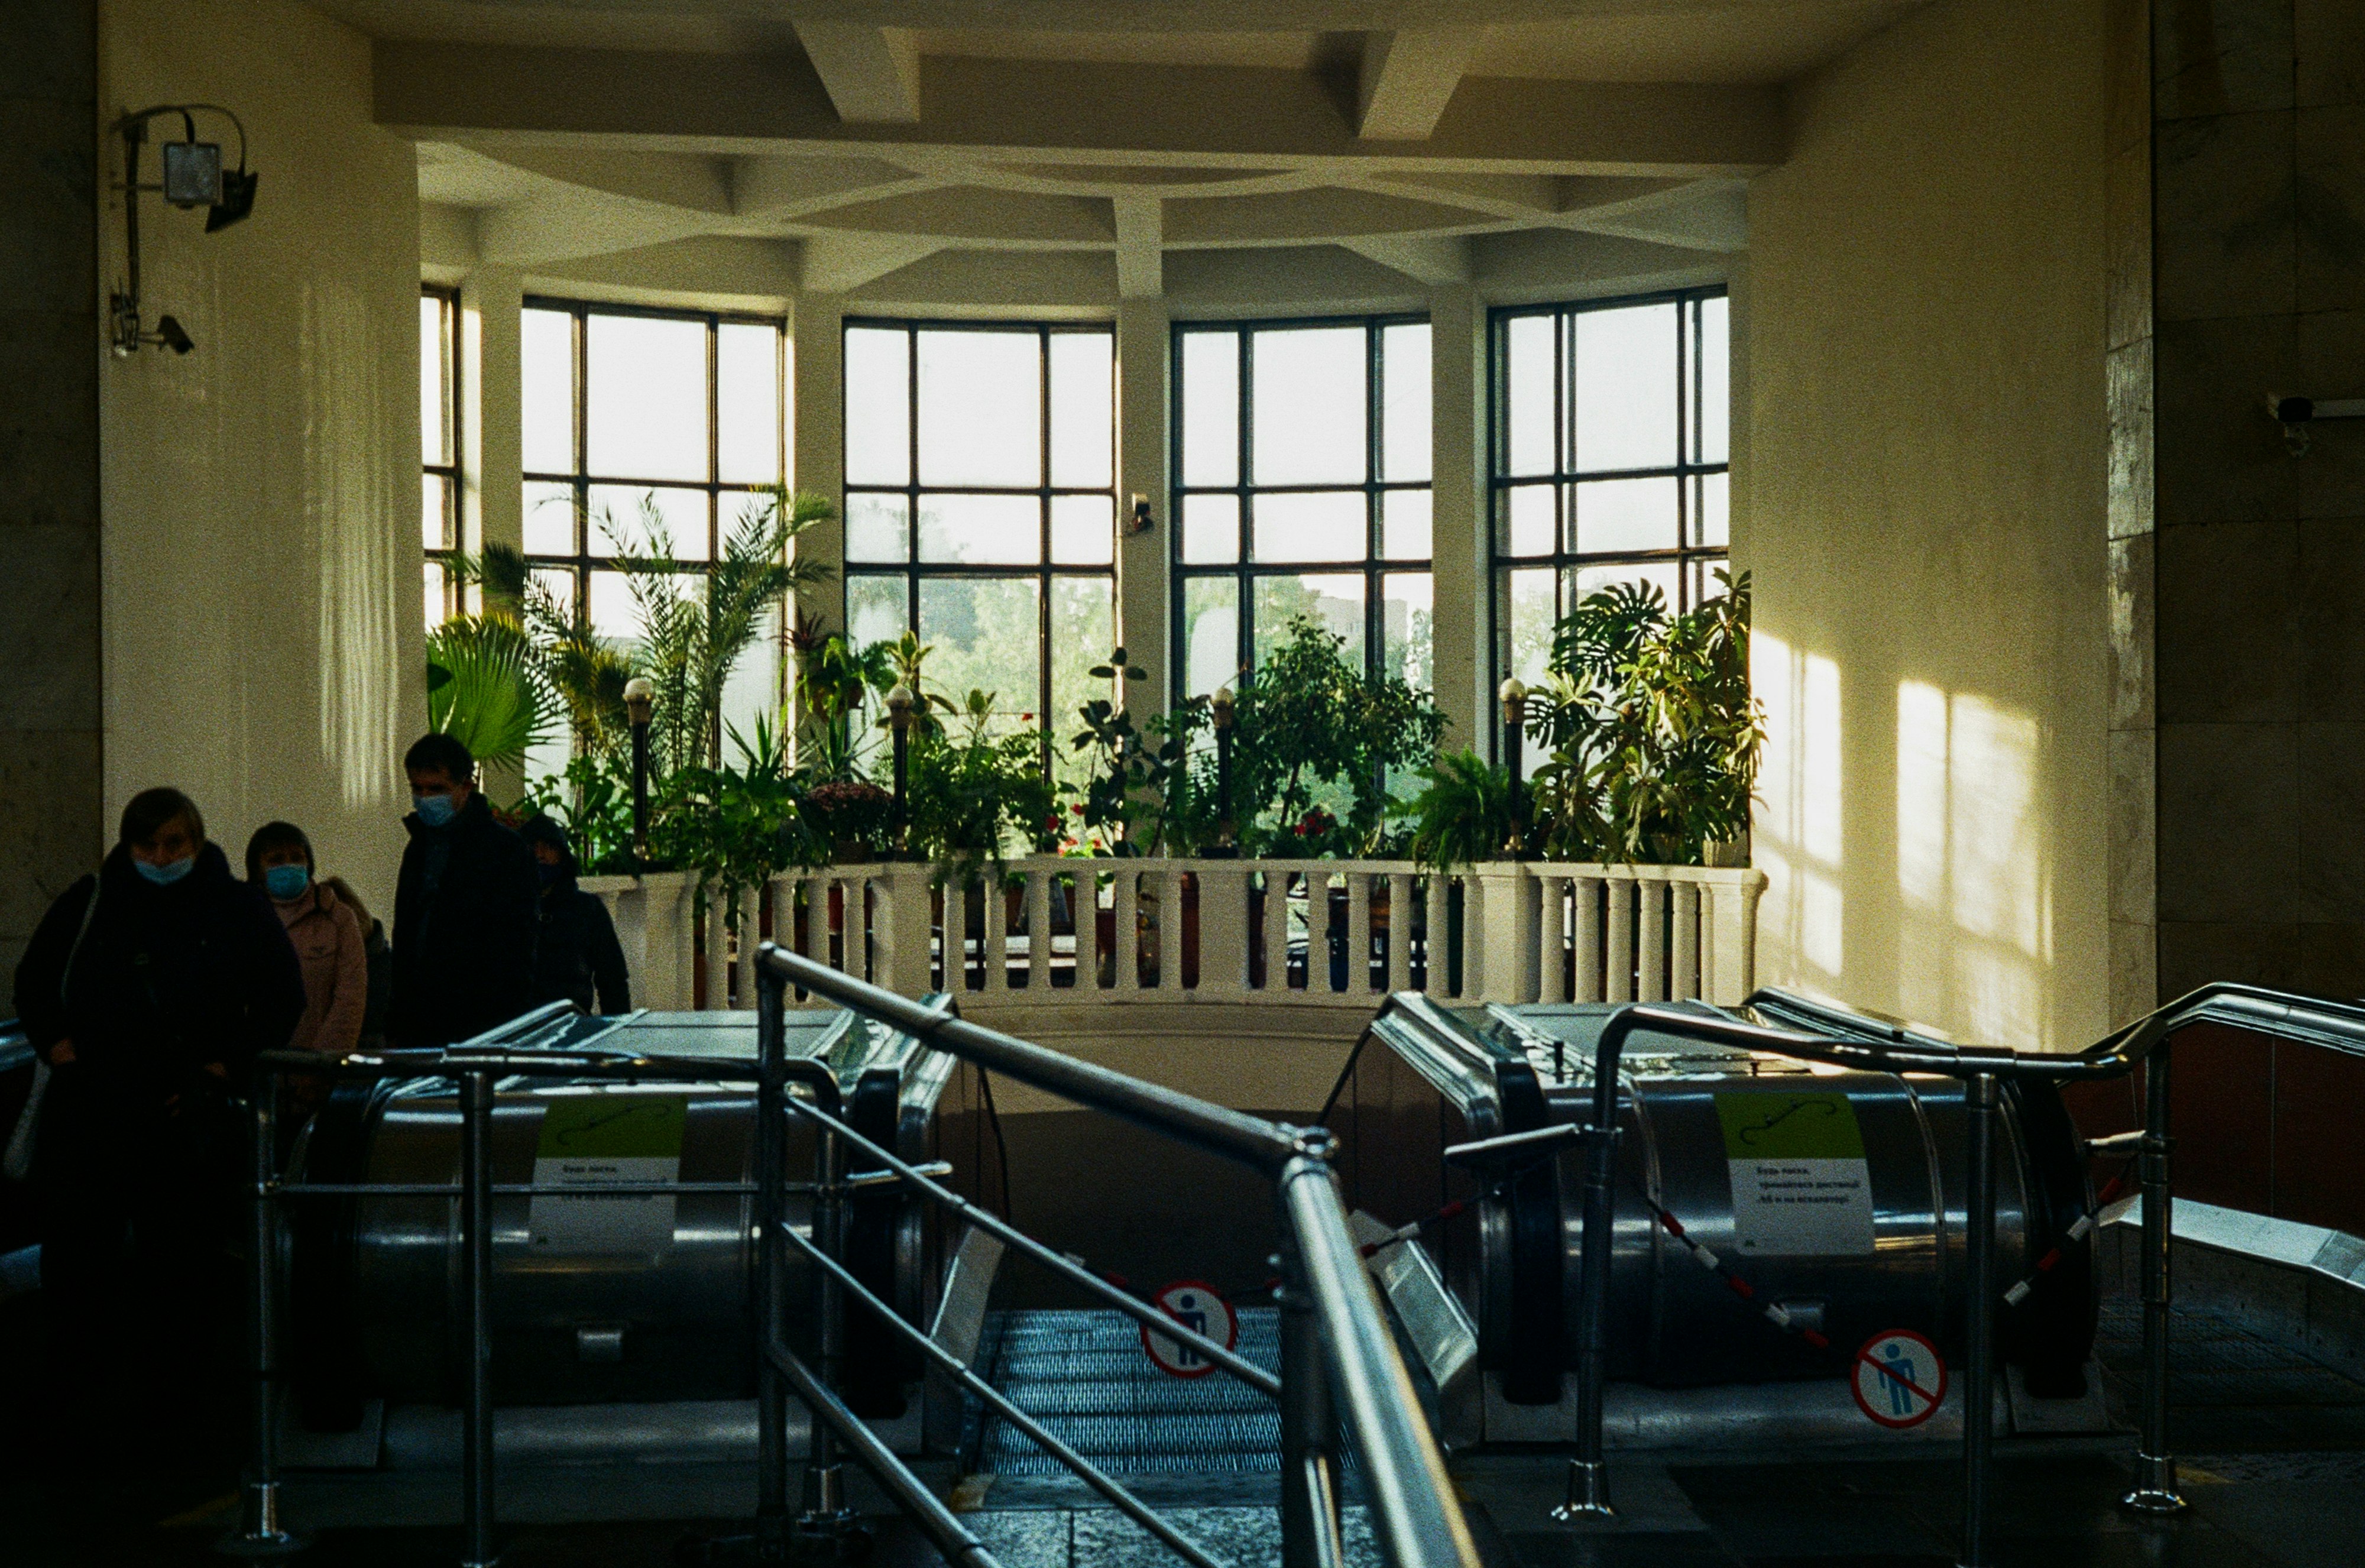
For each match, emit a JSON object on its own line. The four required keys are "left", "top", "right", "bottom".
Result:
{"left": 518, "top": 815, "right": 631, "bottom": 1015}
{"left": 390, "top": 734, "right": 539, "bottom": 1048}
{"left": 13, "top": 786, "right": 306, "bottom": 1437}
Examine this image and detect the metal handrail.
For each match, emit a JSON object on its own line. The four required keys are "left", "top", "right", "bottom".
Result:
{"left": 757, "top": 942, "right": 1483, "bottom": 1568}
{"left": 1539, "top": 981, "right": 2365, "bottom": 1567}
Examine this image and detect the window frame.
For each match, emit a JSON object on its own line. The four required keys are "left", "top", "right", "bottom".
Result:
{"left": 839, "top": 316, "right": 1121, "bottom": 777}
{"left": 1487, "top": 286, "right": 1732, "bottom": 738}
{"left": 422, "top": 284, "right": 462, "bottom": 627}
{"left": 1168, "top": 312, "right": 1434, "bottom": 707}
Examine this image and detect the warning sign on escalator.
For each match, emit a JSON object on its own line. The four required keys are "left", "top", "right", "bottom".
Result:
{"left": 1715, "top": 1090, "right": 1876, "bottom": 1256}
{"left": 527, "top": 1093, "right": 686, "bottom": 1256}
{"left": 1142, "top": 1280, "right": 1237, "bottom": 1380}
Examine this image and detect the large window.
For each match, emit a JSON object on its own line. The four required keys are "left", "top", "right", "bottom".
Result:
{"left": 1492, "top": 289, "right": 1729, "bottom": 689}
{"left": 421, "top": 286, "right": 460, "bottom": 629}
{"left": 1171, "top": 316, "right": 1433, "bottom": 706}
{"left": 841, "top": 320, "right": 1117, "bottom": 780}
{"left": 520, "top": 297, "right": 788, "bottom": 768}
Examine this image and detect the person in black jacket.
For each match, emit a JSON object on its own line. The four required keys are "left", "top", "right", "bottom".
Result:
{"left": 517, "top": 815, "right": 631, "bottom": 1015}
{"left": 12, "top": 787, "right": 306, "bottom": 1436}
{"left": 389, "top": 734, "right": 539, "bottom": 1048}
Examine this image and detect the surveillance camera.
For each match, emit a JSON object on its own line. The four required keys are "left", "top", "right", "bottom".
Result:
{"left": 155, "top": 315, "right": 195, "bottom": 355}
{"left": 2271, "top": 395, "right": 2316, "bottom": 425}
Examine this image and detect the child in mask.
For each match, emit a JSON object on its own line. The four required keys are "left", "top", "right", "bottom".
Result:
{"left": 245, "top": 821, "right": 367, "bottom": 1061}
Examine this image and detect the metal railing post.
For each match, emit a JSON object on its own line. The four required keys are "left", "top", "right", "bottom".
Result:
{"left": 459, "top": 1068, "right": 497, "bottom": 1568}
{"left": 1959, "top": 1071, "right": 1999, "bottom": 1568}
{"left": 223, "top": 1077, "right": 304, "bottom": 1555}
{"left": 2123, "top": 1047, "right": 2186, "bottom": 1514}
{"left": 754, "top": 964, "right": 791, "bottom": 1553}
{"left": 797, "top": 1078, "right": 861, "bottom": 1552}
{"left": 1554, "top": 1059, "right": 1622, "bottom": 1521}
{"left": 1278, "top": 1232, "right": 1345, "bottom": 1568}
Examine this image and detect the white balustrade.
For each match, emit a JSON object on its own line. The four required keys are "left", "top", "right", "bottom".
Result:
{"left": 586, "top": 857, "right": 1766, "bottom": 1015}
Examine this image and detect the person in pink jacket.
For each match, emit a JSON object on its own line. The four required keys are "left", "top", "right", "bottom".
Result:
{"left": 244, "top": 822, "right": 367, "bottom": 1067}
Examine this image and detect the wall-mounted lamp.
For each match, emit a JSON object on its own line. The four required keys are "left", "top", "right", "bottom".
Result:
{"left": 1125, "top": 494, "right": 1156, "bottom": 536}
{"left": 111, "top": 103, "right": 258, "bottom": 358}
{"left": 2269, "top": 393, "right": 2365, "bottom": 458}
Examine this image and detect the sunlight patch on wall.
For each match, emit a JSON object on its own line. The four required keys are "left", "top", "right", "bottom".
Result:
{"left": 304, "top": 279, "right": 404, "bottom": 810}
{"left": 1755, "top": 631, "right": 1845, "bottom": 984}
{"left": 1895, "top": 679, "right": 2050, "bottom": 1048}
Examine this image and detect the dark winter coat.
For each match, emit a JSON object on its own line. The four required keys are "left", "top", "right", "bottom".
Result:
{"left": 389, "top": 792, "right": 539, "bottom": 1048}
{"left": 12, "top": 841, "right": 306, "bottom": 1123}
{"left": 530, "top": 856, "right": 631, "bottom": 1016}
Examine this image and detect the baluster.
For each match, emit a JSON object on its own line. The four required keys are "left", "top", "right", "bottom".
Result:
{"left": 1107, "top": 869, "right": 1136, "bottom": 992}
{"left": 984, "top": 869, "right": 1010, "bottom": 994}
{"left": 733, "top": 886, "right": 756, "bottom": 1009}
{"left": 1462, "top": 874, "right": 1485, "bottom": 1000}
{"left": 938, "top": 872, "right": 965, "bottom": 993}
{"left": 1346, "top": 872, "right": 1372, "bottom": 995}
{"left": 1026, "top": 861, "right": 1052, "bottom": 992}
{"left": 801, "top": 876, "right": 829, "bottom": 978}
{"left": 1073, "top": 867, "right": 1100, "bottom": 993}
{"left": 1157, "top": 864, "right": 1185, "bottom": 992}
{"left": 1638, "top": 874, "right": 1667, "bottom": 1002}
{"left": 1421, "top": 872, "right": 1449, "bottom": 996}
{"left": 702, "top": 883, "right": 729, "bottom": 1010}
{"left": 844, "top": 874, "right": 870, "bottom": 981}
{"left": 1673, "top": 879, "right": 1701, "bottom": 1000}
{"left": 1538, "top": 875, "right": 1569, "bottom": 1005}
{"left": 1572, "top": 875, "right": 1603, "bottom": 1002}
{"left": 1386, "top": 872, "right": 1414, "bottom": 994}
{"left": 1263, "top": 867, "right": 1292, "bottom": 993}
{"left": 1605, "top": 875, "right": 1635, "bottom": 1003}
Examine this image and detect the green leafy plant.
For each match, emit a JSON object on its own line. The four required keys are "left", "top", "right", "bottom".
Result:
{"left": 1395, "top": 750, "right": 1517, "bottom": 871}
{"left": 792, "top": 625, "right": 896, "bottom": 781}
{"left": 425, "top": 615, "right": 556, "bottom": 772}
{"left": 653, "top": 715, "right": 825, "bottom": 916}
{"left": 906, "top": 690, "right": 1060, "bottom": 873}
{"left": 516, "top": 753, "right": 638, "bottom": 874}
{"left": 1068, "top": 647, "right": 1198, "bottom": 856}
{"left": 1526, "top": 571, "right": 1763, "bottom": 865}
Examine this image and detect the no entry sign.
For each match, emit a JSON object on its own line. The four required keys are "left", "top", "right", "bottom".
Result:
{"left": 1852, "top": 1329, "right": 1948, "bottom": 1428}
{"left": 1141, "top": 1280, "right": 1238, "bottom": 1380}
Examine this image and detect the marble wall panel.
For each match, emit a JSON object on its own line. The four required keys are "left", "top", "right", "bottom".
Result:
{"left": 2154, "top": 0, "right": 2295, "bottom": 119}
{"left": 2156, "top": 720, "right": 2301, "bottom": 922}
{"left": 2154, "top": 314, "right": 2300, "bottom": 524}
{"left": 2298, "top": 517, "right": 2365, "bottom": 718}
{"left": 2154, "top": 109, "right": 2298, "bottom": 321}
{"left": 2297, "top": 721, "right": 2365, "bottom": 921}
{"left": 2157, "top": 918, "right": 2304, "bottom": 995}
{"left": 2108, "top": 531, "right": 2155, "bottom": 728}
{"left": 2296, "top": 105, "right": 2365, "bottom": 312}
{"left": 2295, "top": 0, "right": 2365, "bottom": 108}
{"left": 2154, "top": 519, "right": 2299, "bottom": 723}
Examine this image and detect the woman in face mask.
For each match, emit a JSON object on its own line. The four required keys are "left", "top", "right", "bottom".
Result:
{"left": 10, "top": 787, "right": 305, "bottom": 1447}
{"left": 245, "top": 821, "right": 368, "bottom": 1064}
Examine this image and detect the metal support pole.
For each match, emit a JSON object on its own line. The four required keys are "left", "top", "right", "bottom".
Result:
{"left": 754, "top": 967, "right": 791, "bottom": 1553}
{"left": 1553, "top": 1116, "right": 1618, "bottom": 1522}
{"left": 796, "top": 1091, "right": 862, "bottom": 1555}
{"left": 221, "top": 1080, "right": 305, "bottom": 1556}
{"left": 1958, "top": 1072, "right": 1999, "bottom": 1568}
{"left": 2123, "top": 1048, "right": 2186, "bottom": 1515}
{"left": 1278, "top": 1239, "right": 1344, "bottom": 1568}
{"left": 460, "top": 1070, "right": 497, "bottom": 1568}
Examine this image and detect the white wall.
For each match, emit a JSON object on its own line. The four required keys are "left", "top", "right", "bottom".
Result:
{"left": 99, "top": 0, "right": 425, "bottom": 915}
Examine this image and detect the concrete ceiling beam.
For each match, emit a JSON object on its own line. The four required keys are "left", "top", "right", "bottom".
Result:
{"left": 374, "top": 44, "right": 1783, "bottom": 176}
{"left": 1355, "top": 28, "right": 1485, "bottom": 141}
{"left": 476, "top": 193, "right": 718, "bottom": 267}
{"left": 1337, "top": 233, "right": 1470, "bottom": 285}
{"left": 1113, "top": 194, "right": 1162, "bottom": 299}
{"left": 793, "top": 22, "right": 923, "bottom": 125}
{"left": 801, "top": 232, "right": 944, "bottom": 293}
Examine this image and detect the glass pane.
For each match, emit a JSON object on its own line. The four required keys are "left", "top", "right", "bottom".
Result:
{"left": 1382, "top": 572, "right": 1433, "bottom": 692}
{"left": 521, "top": 307, "right": 574, "bottom": 475}
{"left": 586, "top": 313, "right": 708, "bottom": 482}
{"left": 587, "top": 569, "right": 646, "bottom": 646}
{"left": 917, "top": 329, "right": 1040, "bottom": 488}
{"left": 1696, "top": 472, "right": 1729, "bottom": 548}
{"left": 1255, "top": 574, "right": 1364, "bottom": 670}
{"left": 844, "top": 326, "right": 911, "bottom": 486}
{"left": 532, "top": 567, "right": 575, "bottom": 618}
{"left": 1251, "top": 326, "right": 1365, "bottom": 487}
{"left": 523, "top": 481, "right": 578, "bottom": 556}
{"left": 1049, "top": 331, "right": 1114, "bottom": 489}
{"left": 1050, "top": 493, "right": 1114, "bottom": 565}
{"left": 1505, "top": 566, "right": 1556, "bottom": 689}
{"left": 1571, "top": 477, "right": 1679, "bottom": 555}
{"left": 1504, "top": 482, "right": 1554, "bottom": 556}
{"left": 420, "top": 294, "right": 448, "bottom": 467}
{"left": 846, "top": 574, "right": 909, "bottom": 652}
{"left": 1179, "top": 330, "right": 1238, "bottom": 487}
{"left": 423, "top": 561, "right": 448, "bottom": 632}
{"left": 1252, "top": 491, "right": 1365, "bottom": 564}
{"left": 919, "top": 576, "right": 1041, "bottom": 723}
{"left": 1572, "top": 303, "right": 1677, "bottom": 473}
{"left": 717, "top": 322, "right": 781, "bottom": 484}
{"left": 588, "top": 485, "right": 712, "bottom": 562}
{"left": 1380, "top": 322, "right": 1430, "bottom": 482}
{"left": 1503, "top": 313, "right": 1556, "bottom": 477}
{"left": 1181, "top": 494, "right": 1239, "bottom": 565}
{"left": 1181, "top": 576, "right": 1240, "bottom": 699}
{"left": 1050, "top": 575, "right": 1115, "bottom": 783}
{"left": 845, "top": 493, "right": 910, "bottom": 563}
{"left": 721, "top": 606, "right": 782, "bottom": 752}
{"left": 1570, "top": 560, "right": 1681, "bottom": 613}
{"left": 1697, "top": 294, "right": 1730, "bottom": 465}
{"left": 422, "top": 472, "right": 451, "bottom": 550}
{"left": 1382, "top": 489, "right": 1431, "bottom": 561}
{"left": 918, "top": 493, "right": 1040, "bottom": 565}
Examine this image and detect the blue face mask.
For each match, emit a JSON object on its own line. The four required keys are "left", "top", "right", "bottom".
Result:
{"left": 536, "top": 861, "right": 563, "bottom": 889}
{"left": 264, "top": 864, "right": 311, "bottom": 902}
{"left": 413, "top": 793, "right": 459, "bottom": 828}
{"left": 135, "top": 855, "right": 195, "bottom": 886}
